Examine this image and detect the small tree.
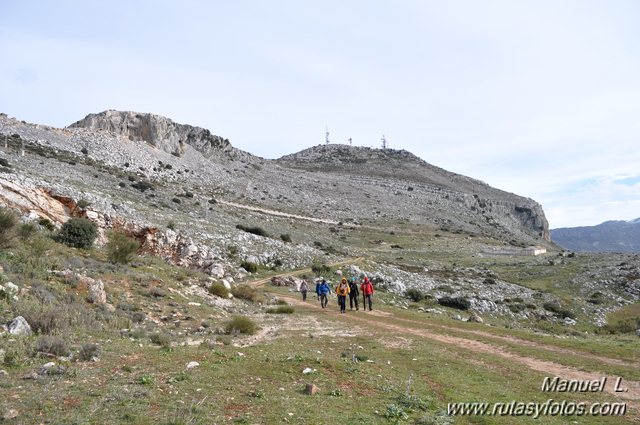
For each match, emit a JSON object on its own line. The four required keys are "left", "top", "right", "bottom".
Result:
{"left": 106, "top": 231, "right": 140, "bottom": 264}
{"left": 57, "top": 218, "right": 97, "bottom": 249}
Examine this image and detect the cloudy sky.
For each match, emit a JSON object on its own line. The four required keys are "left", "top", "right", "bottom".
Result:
{"left": 1, "top": 1, "right": 639, "bottom": 228}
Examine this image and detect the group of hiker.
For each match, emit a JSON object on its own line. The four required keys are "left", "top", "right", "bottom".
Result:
{"left": 299, "top": 276, "right": 374, "bottom": 313}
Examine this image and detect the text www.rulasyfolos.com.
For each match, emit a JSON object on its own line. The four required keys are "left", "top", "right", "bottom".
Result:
{"left": 447, "top": 399, "right": 627, "bottom": 419}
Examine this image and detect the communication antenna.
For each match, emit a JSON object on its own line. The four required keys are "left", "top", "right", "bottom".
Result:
{"left": 381, "top": 134, "right": 387, "bottom": 149}
{"left": 348, "top": 137, "right": 352, "bottom": 145}
{"left": 325, "top": 126, "right": 330, "bottom": 145}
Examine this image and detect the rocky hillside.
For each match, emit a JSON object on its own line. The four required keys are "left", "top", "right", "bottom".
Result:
{"left": 552, "top": 218, "right": 640, "bottom": 253}
{"left": 278, "top": 144, "right": 550, "bottom": 242}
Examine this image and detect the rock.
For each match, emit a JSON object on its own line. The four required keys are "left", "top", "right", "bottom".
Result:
{"left": 303, "top": 384, "right": 319, "bottom": 395}
{"left": 221, "top": 279, "right": 232, "bottom": 290}
{"left": 467, "top": 314, "right": 484, "bottom": 323}
{"left": 245, "top": 255, "right": 259, "bottom": 265}
{"left": 209, "top": 264, "right": 225, "bottom": 279}
{"left": 0, "top": 369, "right": 8, "bottom": 377}
{"left": 563, "top": 317, "right": 577, "bottom": 326}
{"left": 0, "top": 349, "right": 4, "bottom": 363}
{"left": 87, "top": 279, "right": 106, "bottom": 304}
{"left": 2, "top": 409, "right": 19, "bottom": 421}
{"left": 335, "top": 270, "right": 342, "bottom": 276}
{"left": 8, "top": 316, "right": 32, "bottom": 336}
{"left": 635, "top": 329, "right": 640, "bottom": 337}
{"left": 302, "top": 368, "right": 316, "bottom": 375}
{"left": 4, "top": 282, "right": 18, "bottom": 296}
{"left": 186, "top": 361, "right": 200, "bottom": 370}
{"left": 452, "top": 314, "right": 462, "bottom": 321}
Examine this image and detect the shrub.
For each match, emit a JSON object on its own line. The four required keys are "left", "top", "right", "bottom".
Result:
{"left": 240, "top": 261, "right": 258, "bottom": 273}
{"left": 0, "top": 158, "right": 11, "bottom": 168}
{"left": 172, "top": 197, "right": 181, "bottom": 204}
{"left": 38, "top": 217, "right": 55, "bottom": 231}
{"left": 131, "top": 181, "right": 154, "bottom": 192}
{"left": 0, "top": 207, "right": 18, "bottom": 248}
{"left": 437, "top": 296, "right": 471, "bottom": 310}
{"left": 81, "top": 147, "right": 88, "bottom": 155}
{"left": 56, "top": 218, "right": 97, "bottom": 249}
{"left": 208, "top": 282, "right": 230, "bottom": 298}
{"left": 34, "top": 335, "right": 70, "bottom": 357}
{"left": 231, "top": 284, "right": 258, "bottom": 302}
{"left": 543, "top": 301, "right": 575, "bottom": 319}
{"left": 236, "top": 224, "right": 268, "bottom": 237}
{"left": 483, "top": 277, "right": 496, "bottom": 285}
{"left": 598, "top": 318, "right": 640, "bottom": 335}
{"left": 225, "top": 316, "right": 258, "bottom": 335}
{"left": 167, "top": 220, "right": 176, "bottom": 230}
{"left": 106, "top": 231, "right": 140, "bottom": 264}
{"left": 280, "top": 233, "right": 292, "bottom": 243}
{"left": 18, "top": 222, "right": 37, "bottom": 240}
{"left": 76, "top": 199, "right": 91, "bottom": 209}
{"left": 405, "top": 288, "right": 425, "bottom": 302}
{"left": 150, "top": 333, "right": 171, "bottom": 348}
{"left": 266, "top": 305, "right": 294, "bottom": 314}
{"left": 77, "top": 343, "right": 100, "bottom": 361}
{"left": 311, "top": 262, "right": 331, "bottom": 275}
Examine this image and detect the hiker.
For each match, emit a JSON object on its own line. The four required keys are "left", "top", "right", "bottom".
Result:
{"left": 315, "top": 278, "right": 321, "bottom": 301}
{"left": 300, "top": 280, "right": 308, "bottom": 301}
{"left": 335, "top": 277, "right": 350, "bottom": 314}
{"left": 348, "top": 277, "right": 359, "bottom": 310}
{"left": 318, "top": 279, "right": 331, "bottom": 308}
{"left": 361, "top": 276, "right": 374, "bottom": 311}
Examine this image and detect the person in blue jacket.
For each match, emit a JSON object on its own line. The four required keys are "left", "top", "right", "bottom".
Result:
{"left": 317, "top": 278, "right": 331, "bottom": 308}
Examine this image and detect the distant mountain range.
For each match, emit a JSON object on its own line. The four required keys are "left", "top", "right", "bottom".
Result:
{"left": 551, "top": 219, "right": 640, "bottom": 252}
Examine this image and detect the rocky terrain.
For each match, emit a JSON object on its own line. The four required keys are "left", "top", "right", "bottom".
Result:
{"left": 552, "top": 218, "right": 640, "bottom": 253}
{"left": 0, "top": 110, "right": 636, "bottom": 329}
{"left": 0, "top": 110, "right": 639, "bottom": 424}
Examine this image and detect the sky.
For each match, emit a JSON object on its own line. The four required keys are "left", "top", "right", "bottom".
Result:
{"left": 1, "top": 0, "right": 639, "bottom": 228}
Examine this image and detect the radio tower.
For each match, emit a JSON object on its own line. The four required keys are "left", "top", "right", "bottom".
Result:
{"left": 348, "top": 137, "right": 352, "bottom": 145}
{"left": 381, "top": 134, "right": 388, "bottom": 149}
{"left": 325, "top": 126, "right": 330, "bottom": 145}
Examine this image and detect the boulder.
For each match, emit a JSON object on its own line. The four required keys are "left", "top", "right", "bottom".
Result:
{"left": 87, "top": 279, "right": 106, "bottom": 304}
{"left": 467, "top": 314, "right": 484, "bottom": 323}
{"left": 8, "top": 316, "right": 32, "bottom": 336}
{"left": 209, "top": 264, "right": 225, "bottom": 279}
{"left": 303, "top": 384, "right": 319, "bottom": 395}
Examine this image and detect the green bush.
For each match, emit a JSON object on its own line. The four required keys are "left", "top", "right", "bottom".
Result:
{"left": 106, "top": 231, "right": 140, "bottom": 264}
{"left": 311, "top": 262, "right": 331, "bottom": 275}
{"left": 34, "top": 336, "right": 70, "bottom": 357}
{"left": 150, "top": 332, "right": 171, "bottom": 348}
{"left": 231, "top": 284, "right": 258, "bottom": 302}
{"left": 405, "top": 288, "right": 425, "bottom": 302}
{"left": 131, "top": 181, "right": 154, "bottom": 192}
{"left": 225, "top": 316, "right": 258, "bottom": 335}
{"left": 543, "top": 301, "right": 575, "bottom": 319}
{"left": 37, "top": 217, "right": 55, "bottom": 231}
{"left": 236, "top": 224, "right": 268, "bottom": 237}
{"left": 0, "top": 207, "right": 18, "bottom": 248}
{"left": 240, "top": 261, "right": 258, "bottom": 273}
{"left": 280, "top": 233, "right": 292, "bottom": 243}
{"left": 598, "top": 318, "right": 640, "bottom": 335}
{"left": 208, "top": 282, "right": 230, "bottom": 298}
{"left": 76, "top": 199, "right": 91, "bottom": 209}
{"left": 18, "top": 223, "right": 37, "bottom": 240}
{"left": 57, "top": 218, "right": 97, "bottom": 249}
{"left": 437, "top": 296, "right": 471, "bottom": 310}
{"left": 266, "top": 306, "right": 294, "bottom": 314}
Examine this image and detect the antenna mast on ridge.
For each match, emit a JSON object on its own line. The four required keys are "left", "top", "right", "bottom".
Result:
{"left": 325, "top": 126, "right": 330, "bottom": 145}
{"left": 381, "top": 134, "right": 387, "bottom": 149}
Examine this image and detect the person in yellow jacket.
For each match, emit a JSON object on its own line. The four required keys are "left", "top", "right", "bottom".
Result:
{"left": 335, "top": 277, "right": 350, "bottom": 314}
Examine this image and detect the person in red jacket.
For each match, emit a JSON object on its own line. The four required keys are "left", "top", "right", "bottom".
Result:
{"left": 361, "top": 276, "right": 374, "bottom": 311}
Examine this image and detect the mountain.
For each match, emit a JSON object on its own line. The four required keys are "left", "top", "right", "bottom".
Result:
{"left": 551, "top": 219, "right": 640, "bottom": 253}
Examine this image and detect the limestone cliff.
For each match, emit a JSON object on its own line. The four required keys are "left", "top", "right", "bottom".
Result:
{"left": 69, "top": 110, "right": 244, "bottom": 160}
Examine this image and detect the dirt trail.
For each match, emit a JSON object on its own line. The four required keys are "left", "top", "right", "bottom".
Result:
{"left": 277, "top": 293, "right": 640, "bottom": 406}
{"left": 383, "top": 315, "right": 638, "bottom": 369}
